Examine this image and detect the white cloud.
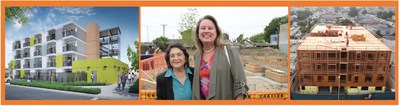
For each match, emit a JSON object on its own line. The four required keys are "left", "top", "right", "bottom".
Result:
{"left": 24, "top": 7, "right": 38, "bottom": 18}
{"left": 52, "top": 7, "right": 96, "bottom": 21}
{"left": 67, "top": 15, "right": 84, "bottom": 21}
{"left": 5, "top": 39, "right": 14, "bottom": 64}
{"left": 29, "top": 10, "right": 56, "bottom": 33}
{"left": 11, "top": 18, "right": 23, "bottom": 30}
{"left": 53, "top": 7, "right": 96, "bottom": 16}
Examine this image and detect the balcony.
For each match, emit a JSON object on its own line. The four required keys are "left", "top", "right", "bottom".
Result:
{"left": 14, "top": 44, "right": 21, "bottom": 50}
{"left": 47, "top": 62, "right": 56, "bottom": 67}
{"left": 23, "top": 63, "right": 30, "bottom": 68}
{"left": 34, "top": 50, "right": 42, "bottom": 56}
{"left": 23, "top": 52, "right": 30, "bottom": 58}
{"left": 47, "top": 34, "right": 56, "bottom": 41}
{"left": 15, "top": 64, "right": 21, "bottom": 69}
{"left": 64, "top": 60, "right": 72, "bottom": 66}
{"left": 62, "top": 30, "right": 77, "bottom": 37}
{"left": 23, "top": 42, "right": 30, "bottom": 47}
{"left": 34, "top": 63, "right": 42, "bottom": 68}
{"left": 63, "top": 44, "right": 77, "bottom": 52}
{"left": 15, "top": 54, "right": 21, "bottom": 59}
{"left": 34, "top": 38, "right": 42, "bottom": 44}
{"left": 47, "top": 47, "right": 56, "bottom": 54}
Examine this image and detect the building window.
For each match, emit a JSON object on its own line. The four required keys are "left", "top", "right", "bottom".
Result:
{"left": 361, "top": 87, "right": 368, "bottom": 90}
{"left": 303, "top": 75, "right": 312, "bottom": 82}
{"left": 365, "top": 74, "right": 372, "bottom": 83}
{"left": 316, "top": 64, "right": 322, "bottom": 71}
{"left": 340, "top": 64, "right": 347, "bottom": 73}
{"left": 377, "top": 74, "right": 384, "bottom": 82}
{"left": 366, "top": 64, "right": 374, "bottom": 72}
{"left": 317, "top": 76, "right": 323, "bottom": 82}
{"left": 376, "top": 87, "right": 383, "bottom": 90}
{"left": 341, "top": 51, "right": 347, "bottom": 59}
{"left": 303, "top": 64, "right": 311, "bottom": 71}
{"left": 368, "top": 53, "right": 376, "bottom": 60}
{"left": 340, "top": 75, "right": 346, "bottom": 83}
{"left": 354, "top": 76, "right": 359, "bottom": 83}
{"left": 302, "top": 53, "right": 310, "bottom": 59}
{"left": 316, "top": 53, "right": 321, "bottom": 60}
{"left": 328, "top": 76, "right": 336, "bottom": 82}
{"left": 356, "top": 52, "right": 361, "bottom": 60}
{"left": 328, "top": 64, "right": 336, "bottom": 71}
{"left": 379, "top": 53, "right": 388, "bottom": 60}
{"left": 328, "top": 53, "right": 336, "bottom": 60}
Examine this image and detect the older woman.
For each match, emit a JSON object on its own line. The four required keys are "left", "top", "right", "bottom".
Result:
{"left": 156, "top": 43, "right": 194, "bottom": 100}
{"left": 192, "top": 15, "right": 248, "bottom": 100}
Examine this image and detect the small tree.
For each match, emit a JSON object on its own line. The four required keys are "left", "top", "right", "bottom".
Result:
{"left": 153, "top": 36, "right": 169, "bottom": 52}
{"left": 6, "top": 7, "right": 31, "bottom": 26}
{"left": 127, "top": 40, "right": 139, "bottom": 70}
{"left": 179, "top": 8, "right": 199, "bottom": 45}
{"left": 348, "top": 7, "right": 358, "bottom": 17}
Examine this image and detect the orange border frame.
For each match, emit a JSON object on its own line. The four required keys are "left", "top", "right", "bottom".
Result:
{"left": 1, "top": 0, "right": 398, "bottom": 105}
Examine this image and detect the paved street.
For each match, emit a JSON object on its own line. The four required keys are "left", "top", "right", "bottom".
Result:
{"left": 5, "top": 77, "right": 139, "bottom": 100}
{"left": 5, "top": 84, "right": 95, "bottom": 100}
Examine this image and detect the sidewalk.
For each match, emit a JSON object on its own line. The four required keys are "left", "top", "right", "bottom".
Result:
{"left": 81, "top": 78, "right": 139, "bottom": 100}
{"left": 7, "top": 78, "right": 139, "bottom": 100}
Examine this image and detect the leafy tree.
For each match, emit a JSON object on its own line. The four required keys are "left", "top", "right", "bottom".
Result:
{"left": 223, "top": 33, "right": 229, "bottom": 40}
{"left": 377, "top": 11, "right": 395, "bottom": 20}
{"left": 179, "top": 8, "right": 199, "bottom": 45}
{"left": 264, "top": 15, "right": 288, "bottom": 42}
{"left": 296, "top": 10, "right": 313, "bottom": 20}
{"left": 127, "top": 40, "right": 139, "bottom": 70}
{"left": 6, "top": 7, "right": 31, "bottom": 26}
{"left": 153, "top": 36, "right": 168, "bottom": 52}
{"left": 249, "top": 33, "right": 264, "bottom": 43}
{"left": 235, "top": 34, "right": 248, "bottom": 45}
{"left": 376, "top": 30, "right": 382, "bottom": 37}
{"left": 339, "top": 19, "right": 354, "bottom": 26}
{"left": 348, "top": 7, "right": 358, "bottom": 17}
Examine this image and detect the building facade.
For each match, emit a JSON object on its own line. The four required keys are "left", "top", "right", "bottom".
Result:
{"left": 10, "top": 21, "right": 127, "bottom": 83}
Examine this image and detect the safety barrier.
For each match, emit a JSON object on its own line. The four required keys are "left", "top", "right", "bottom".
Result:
{"left": 247, "top": 90, "right": 288, "bottom": 100}
{"left": 140, "top": 90, "right": 288, "bottom": 100}
{"left": 140, "top": 90, "right": 157, "bottom": 100}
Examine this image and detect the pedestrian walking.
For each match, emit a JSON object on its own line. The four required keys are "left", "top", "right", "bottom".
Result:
{"left": 120, "top": 73, "right": 127, "bottom": 90}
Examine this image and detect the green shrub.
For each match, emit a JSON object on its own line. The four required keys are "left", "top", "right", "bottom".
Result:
{"left": 10, "top": 80, "right": 101, "bottom": 94}
{"left": 62, "top": 81, "right": 107, "bottom": 86}
{"left": 129, "top": 80, "right": 139, "bottom": 93}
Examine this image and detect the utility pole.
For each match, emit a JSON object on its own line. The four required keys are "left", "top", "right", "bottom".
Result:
{"left": 161, "top": 24, "right": 167, "bottom": 37}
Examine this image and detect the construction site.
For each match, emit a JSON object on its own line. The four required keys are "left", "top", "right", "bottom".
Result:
{"left": 291, "top": 24, "right": 395, "bottom": 100}
{"left": 140, "top": 47, "right": 289, "bottom": 100}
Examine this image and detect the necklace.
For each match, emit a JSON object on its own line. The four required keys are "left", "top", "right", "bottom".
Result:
{"left": 203, "top": 46, "right": 215, "bottom": 53}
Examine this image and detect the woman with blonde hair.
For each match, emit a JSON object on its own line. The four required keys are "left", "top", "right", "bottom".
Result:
{"left": 192, "top": 15, "right": 248, "bottom": 100}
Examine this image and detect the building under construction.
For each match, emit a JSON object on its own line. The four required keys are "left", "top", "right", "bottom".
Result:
{"left": 296, "top": 25, "right": 391, "bottom": 95}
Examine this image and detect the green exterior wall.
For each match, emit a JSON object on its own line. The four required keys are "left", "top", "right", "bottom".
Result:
{"left": 56, "top": 54, "right": 64, "bottom": 67}
{"left": 30, "top": 36, "right": 35, "bottom": 46}
{"left": 11, "top": 60, "right": 16, "bottom": 69}
{"left": 20, "top": 70, "right": 25, "bottom": 78}
{"left": 72, "top": 58, "right": 128, "bottom": 84}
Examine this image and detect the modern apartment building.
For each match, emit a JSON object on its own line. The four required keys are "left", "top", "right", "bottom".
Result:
{"left": 10, "top": 21, "right": 128, "bottom": 83}
{"left": 295, "top": 25, "right": 391, "bottom": 95}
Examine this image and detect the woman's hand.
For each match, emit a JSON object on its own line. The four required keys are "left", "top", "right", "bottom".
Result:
{"left": 235, "top": 94, "right": 244, "bottom": 100}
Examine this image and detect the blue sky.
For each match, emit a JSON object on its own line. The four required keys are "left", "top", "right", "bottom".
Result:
{"left": 5, "top": 7, "right": 139, "bottom": 67}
